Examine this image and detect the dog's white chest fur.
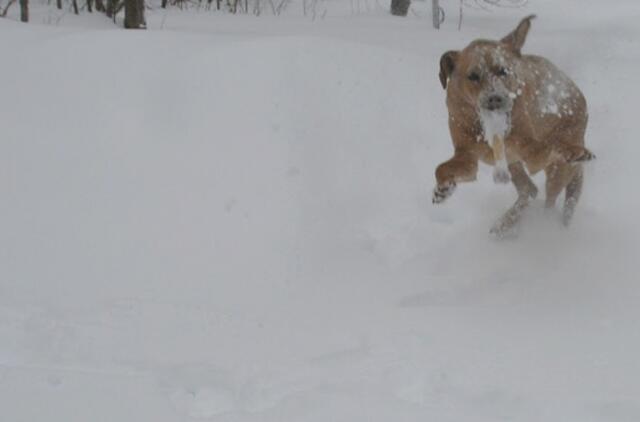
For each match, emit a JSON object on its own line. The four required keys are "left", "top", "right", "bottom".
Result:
{"left": 479, "top": 109, "right": 512, "bottom": 183}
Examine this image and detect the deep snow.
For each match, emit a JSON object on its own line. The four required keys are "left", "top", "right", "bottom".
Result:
{"left": 1, "top": 1, "right": 640, "bottom": 421}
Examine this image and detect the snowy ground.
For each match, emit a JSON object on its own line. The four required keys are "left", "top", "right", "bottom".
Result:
{"left": 1, "top": 1, "right": 640, "bottom": 420}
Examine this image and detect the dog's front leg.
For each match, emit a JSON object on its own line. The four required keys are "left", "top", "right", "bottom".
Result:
{"left": 509, "top": 161, "right": 538, "bottom": 200}
{"left": 433, "top": 150, "right": 478, "bottom": 204}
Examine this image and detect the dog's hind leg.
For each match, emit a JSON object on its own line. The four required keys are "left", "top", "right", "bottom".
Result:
{"left": 544, "top": 162, "right": 576, "bottom": 208}
{"left": 562, "top": 166, "right": 583, "bottom": 226}
{"left": 490, "top": 162, "right": 537, "bottom": 236}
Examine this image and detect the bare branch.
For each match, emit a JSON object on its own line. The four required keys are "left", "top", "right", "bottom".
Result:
{"left": 0, "top": 0, "right": 16, "bottom": 17}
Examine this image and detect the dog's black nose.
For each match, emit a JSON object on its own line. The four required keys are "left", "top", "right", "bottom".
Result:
{"left": 487, "top": 95, "right": 504, "bottom": 110}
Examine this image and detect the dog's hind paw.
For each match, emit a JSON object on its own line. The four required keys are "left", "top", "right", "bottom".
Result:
{"left": 489, "top": 214, "right": 522, "bottom": 239}
{"left": 489, "top": 223, "right": 519, "bottom": 240}
{"left": 432, "top": 181, "right": 456, "bottom": 204}
{"left": 489, "top": 198, "right": 529, "bottom": 238}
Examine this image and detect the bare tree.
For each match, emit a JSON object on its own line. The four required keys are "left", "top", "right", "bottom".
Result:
{"left": 432, "top": 0, "right": 444, "bottom": 28}
{"left": 0, "top": 0, "right": 17, "bottom": 17}
{"left": 105, "top": 0, "right": 115, "bottom": 17}
{"left": 390, "top": 0, "right": 409, "bottom": 16}
{"left": 457, "top": 0, "right": 528, "bottom": 29}
{"left": 124, "top": 0, "right": 145, "bottom": 28}
{"left": 19, "top": 0, "right": 27, "bottom": 21}
{"left": 474, "top": 0, "right": 527, "bottom": 6}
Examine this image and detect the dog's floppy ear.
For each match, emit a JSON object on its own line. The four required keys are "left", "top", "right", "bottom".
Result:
{"left": 439, "top": 50, "right": 459, "bottom": 89}
{"left": 501, "top": 14, "right": 536, "bottom": 55}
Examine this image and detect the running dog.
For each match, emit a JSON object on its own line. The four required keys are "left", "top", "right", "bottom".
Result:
{"left": 432, "top": 15, "right": 594, "bottom": 235}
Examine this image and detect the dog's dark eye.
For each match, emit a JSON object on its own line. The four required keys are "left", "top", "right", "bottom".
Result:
{"left": 497, "top": 67, "right": 508, "bottom": 77}
{"left": 468, "top": 72, "right": 480, "bottom": 82}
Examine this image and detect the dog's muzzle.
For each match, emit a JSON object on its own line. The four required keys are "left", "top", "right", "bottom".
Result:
{"left": 483, "top": 94, "right": 508, "bottom": 111}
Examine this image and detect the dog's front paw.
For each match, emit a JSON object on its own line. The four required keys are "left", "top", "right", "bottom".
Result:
{"left": 557, "top": 145, "right": 596, "bottom": 164}
{"left": 432, "top": 181, "right": 456, "bottom": 204}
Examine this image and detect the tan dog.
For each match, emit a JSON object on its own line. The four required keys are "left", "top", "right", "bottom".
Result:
{"left": 433, "top": 15, "right": 595, "bottom": 235}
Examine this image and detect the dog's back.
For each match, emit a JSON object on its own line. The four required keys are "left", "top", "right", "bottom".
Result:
{"left": 516, "top": 54, "right": 588, "bottom": 148}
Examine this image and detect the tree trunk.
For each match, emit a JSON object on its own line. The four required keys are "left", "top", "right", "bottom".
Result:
{"left": 390, "top": 0, "right": 409, "bottom": 16}
{"left": 124, "top": 0, "right": 145, "bottom": 28}
{"left": 19, "top": 0, "right": 27, "bottom": 21}
{"left": 94, "top": 0, "right": 104, "bottom": 12}
{"left": 72, "top": 0, "right": 79, "bottom": 14}
{"left": 432, "top": 0, "right": 442, "bottom": 29}
{"left": 431, "top": 0, "right": 444, "bottom": 29}
{"left": 106, "top": 0, "right": 114, "bottom": 17}
{"left": 87, "top": 0, "right": 93, "bottom": 12}
{"left": 161, "top": 0, "right": 167, "bottom": 8}
{"left": 56, "top": 0, "right": 61, "bottom": 9}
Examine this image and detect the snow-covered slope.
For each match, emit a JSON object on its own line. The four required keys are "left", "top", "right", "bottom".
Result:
{"left": 1, "top": 1, "right": 640, "bottom": 420}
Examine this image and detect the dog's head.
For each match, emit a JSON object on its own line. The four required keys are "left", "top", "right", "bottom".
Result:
{"left": 439, "top": 15, "right": 536, "bottom": 113}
